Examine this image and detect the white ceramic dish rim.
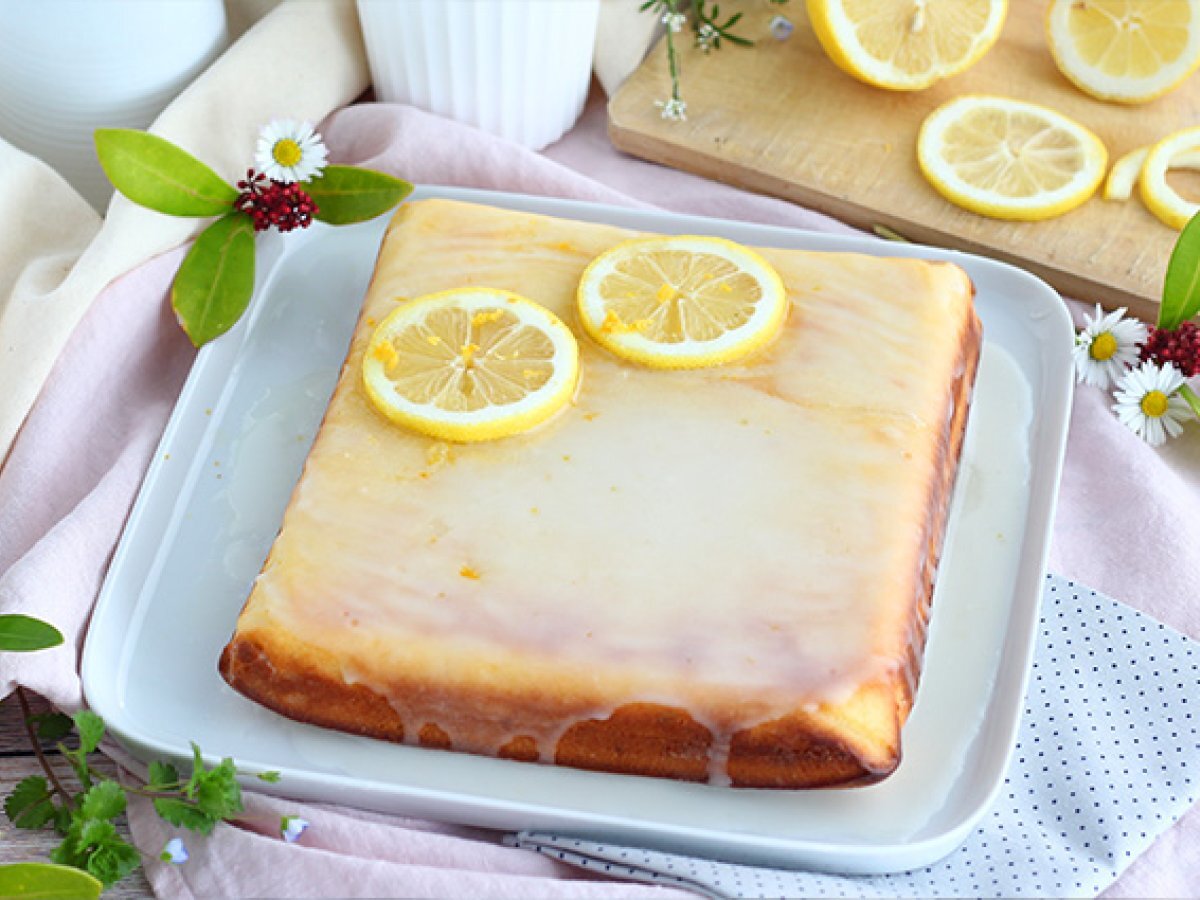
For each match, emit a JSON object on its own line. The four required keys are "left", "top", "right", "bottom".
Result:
{"left": 81, "top": 186, "right": 1074, "bottom": 875}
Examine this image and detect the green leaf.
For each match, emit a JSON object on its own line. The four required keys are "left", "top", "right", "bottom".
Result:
{"left": 29, "top": 712, "right": 74, "bottom": 742}
{"left": 5, "top": 776, "right": 55, "bottom": 829}
{"left": 1160, "top": 209, "right": 1200, "bottom": 329}
{"left": 79, "top": 781, "right": 125, "bottom": 822}
{"left": 73, "top": 711, "right": 105, "bottom": 755}
{"left": 305, "top": 165, "right": 413, "bottom": 225}
{"left": 94, "top": 128, "right": 237, "bottom": 217}
{"left": 256, "top": 770, "right": 281, "bottom": 783}
{"left": 84, "top": 837, "right": 139, "bottom": 888}
{"left": 171, "top": 213, "right": 256, "bottom": 347}
{"left": 153, "top": 798, "right": 217, "bottom": 835}
{"left": 148, "top": 760, "right": 180, "bottom": 789}
{"left": 194, "top": 758, "right": 242, "bottom": 821}
{"left": 0, "top": 863, "right": 103, "bottom": 899}
{"left": 0, "top": 614, "right": 64, "bottom": 652}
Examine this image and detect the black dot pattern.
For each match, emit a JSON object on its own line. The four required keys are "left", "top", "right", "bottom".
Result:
{"left": 514, "top": 576, "right": 1200, "bottom": 899}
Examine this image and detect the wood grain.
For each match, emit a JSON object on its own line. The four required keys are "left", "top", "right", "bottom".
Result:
{"left": 608, "top": 0, "right": 1200, "bottom": 320}
{"left": 0, "top": 692, "right": 153, "bottom": 899}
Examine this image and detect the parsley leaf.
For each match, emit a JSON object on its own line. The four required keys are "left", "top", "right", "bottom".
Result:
{"left": 147, "top": 761, "right": 180, "bottom": 790}
{"left": 152, "top": 798, "right": 216, "bottom": 835}
{"left": 73, "top": 711, "right": 105, "bottom": 755}
{"left": 4, "top": 776, "right": 56, "bottom": 829}
{"left": 85, "top": 837, "right": 140, "bottom": 888}
{"left": 256, "top": 770, "right": 282, "bottom": 783}
{"left": 28, "top": 712, "right": 74, "bottom": 742}
{"left": 79, "top": 781, "right": 125, "bottom": 822}
{"left": 194, "top": 758, "right": 242, "bottom": 821}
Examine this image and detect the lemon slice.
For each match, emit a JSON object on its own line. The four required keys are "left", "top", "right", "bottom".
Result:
{"left": 362, "top": 288, "right": 579, "bottom": 442}
{"left": 576, "top": 236, "right": 788, "bottom": 369}
{"left": 1046, "top": 0, "right": 1200, "bottom": 104}
{"left": 1140, "top": 127, "right": 1200, "bottom": 229}
{"left": 917, "top": 95, "right": 1108, "bottom": 221}
{"left": 806, "top": 0, "right": 1007, "bottom": 91}
{"left": 1104, "top": 144, "right": 1200, "bottom": 201}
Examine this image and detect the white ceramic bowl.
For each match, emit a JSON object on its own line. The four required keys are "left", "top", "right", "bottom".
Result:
{"left": 0, "top": 0, "right": 228, "bottom": 211}
{"left": 356, "top": 0, "right": 600, "bottom": 151}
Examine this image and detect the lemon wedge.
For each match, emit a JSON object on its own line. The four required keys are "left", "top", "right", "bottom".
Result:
{"left": 362, "top": 288, "right": 579, "bottom": 442}
{"left": 1140, "top": 127, "right": 1200, "bottom": 229}
{"left": 917, "top": 95, "right": 1108, "bottom": 221}
{"left": 1104, "top": 144, "right": 1200, "bottom": 201}
{"left": 1046, "top": 0, "right": 1200, "bottom": 105}
{"left": 806, "top": 0, "right": 1007, "bottom": 91}
{"left": 576, "top": 236, "right": 788, "bottom": 369}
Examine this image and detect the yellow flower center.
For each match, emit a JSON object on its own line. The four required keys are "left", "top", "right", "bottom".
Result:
{"left": 272, "top": 138, "right": 303, "bottom": 167}
{"left": 1089, "top": 332, "right": 1118, "bottom": 361}
{"left": 1141, "top": 390, "right": 1169, "bottom": 418}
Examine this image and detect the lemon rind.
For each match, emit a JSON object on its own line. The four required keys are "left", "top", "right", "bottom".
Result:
{"left": 1140, "top": 127, "right": 1200, "bottom": 230}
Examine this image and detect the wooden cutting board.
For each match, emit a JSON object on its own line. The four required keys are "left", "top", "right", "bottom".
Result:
{"left": 608, "top": 1, "right": 1200, "bottom": 320}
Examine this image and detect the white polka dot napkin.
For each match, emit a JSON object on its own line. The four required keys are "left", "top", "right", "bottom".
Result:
{"left": 512, "top": 575, "right": 1200, "bottom": 899}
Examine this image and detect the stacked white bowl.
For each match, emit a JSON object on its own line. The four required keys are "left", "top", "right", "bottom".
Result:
{"left": 0, "top": 0, "right": 229, "bottom": 211}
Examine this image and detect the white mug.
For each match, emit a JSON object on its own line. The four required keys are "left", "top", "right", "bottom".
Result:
{"left": 0, "top": 0, "right": 229, "bottom": 211}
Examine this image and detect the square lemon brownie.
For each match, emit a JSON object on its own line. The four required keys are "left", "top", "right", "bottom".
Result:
{"left": 220, "top": 199, "right": 981, "bottom": 788}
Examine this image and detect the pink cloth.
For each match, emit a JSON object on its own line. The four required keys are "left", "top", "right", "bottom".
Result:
{"left": 1, "top": 92, "right": 1197, "bottom": 897}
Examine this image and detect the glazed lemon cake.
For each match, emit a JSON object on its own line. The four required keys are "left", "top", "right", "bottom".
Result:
{"left": 220, "top": 198, "right": 981, "bottom": 789}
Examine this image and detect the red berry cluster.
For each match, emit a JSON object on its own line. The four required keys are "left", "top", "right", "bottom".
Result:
{"left": 233, "top": 169, "right": 318, "bottom": 233}
{"left": 1141, "top": 322, "right": 1200, "bottom": 378}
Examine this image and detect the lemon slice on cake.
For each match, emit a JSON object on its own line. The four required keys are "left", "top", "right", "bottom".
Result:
{"left": 806, "top": 0, "right": 1007, "bottom": 91}
{"left": 576, "top": 236, "right": 788, "bottom": 369}
{"left": 917, "top": 95, "right": 1108, "bottom": 220}
{"left": 362, "top": 288, "right": 579, "bottom": 442}
{"left": 1046, "top": 0, "right": 1200, "bottom": 105}
{"left": 1140, "top": 127, "right": 1200, "bottom": 229}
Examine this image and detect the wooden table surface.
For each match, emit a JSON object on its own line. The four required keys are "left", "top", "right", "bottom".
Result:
{"left": 0, "top": 690, "right": 153, "bottom": 899}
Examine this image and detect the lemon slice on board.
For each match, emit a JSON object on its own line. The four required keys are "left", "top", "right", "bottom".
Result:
{"left": 1046, "top": 0, "right": 1200, "bottom": 104}
{"left": 1140, "top": 127, "right": 1200, "bottom": 229}
{"left": 1104, "top": 144, "right": 1200, "bottom": 201}
{"left": 362, "top": 288, "right": 579, "bottom": 442}
{"left": 805, "top": 0, "right": 1008, "bottom": 91}
{"left": 576, "top": 236, "right": 788, "bottom": 369}
{"left": 917, "top": 95, "right": 1108, "bottom": 221}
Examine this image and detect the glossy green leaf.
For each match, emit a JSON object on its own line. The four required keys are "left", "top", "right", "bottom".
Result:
{"left": 0, "top": 863, "right": 102, "bottom": 899}
{"left": 1160, "top": 209, "right": 1200, "bottom": 329}
{"left": 95, "top": 128, "right": 237, "bottom": 217}
{"left": 305, "top": 165, "right": 413, "bottom": 225}
{"left": 171, "top": 213, "right": 257, "bottom": 347}
{"left": 0, "top": 615, "right": 63, "bottom": 652}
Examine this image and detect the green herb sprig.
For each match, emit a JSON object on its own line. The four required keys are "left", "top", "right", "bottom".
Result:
{"left": 4, "top": 699, "right": 280, "bottom": 892}
{"left": 640, "top": 0, "right": 760, "bottom": 121}
{"left": 94, "top": 129, "right": 412, "bottom": 348}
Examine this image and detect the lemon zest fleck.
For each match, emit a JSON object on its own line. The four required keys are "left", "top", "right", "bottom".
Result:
{"left": 460, "top": 565, "right": 481, "bottom": 580}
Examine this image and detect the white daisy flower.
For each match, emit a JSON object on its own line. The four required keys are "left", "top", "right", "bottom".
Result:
{"left": 1112, "top": 361, "right": 1189, "bottom": 447}
{"left": 160, "top": 837, "right": 189, "bottom": 864}
{"left": 255, "top": 120, "right": 328, "bottom": 184}
{"left": 280, "top": 815, "right": 309, "bottom": 843}
{"left": 1072, "top": 304, "right": 1147, "bottom": 389}
{"left": 655, "top": 97, "right": 688, "bottom": 122}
